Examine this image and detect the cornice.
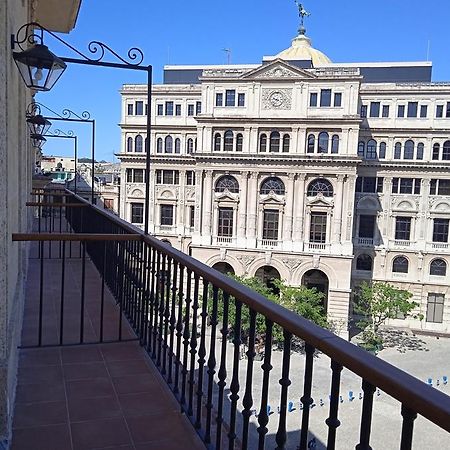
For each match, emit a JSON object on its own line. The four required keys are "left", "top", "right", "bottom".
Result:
{"left": 195, "top": 116, "right": 362, "bottom": 125}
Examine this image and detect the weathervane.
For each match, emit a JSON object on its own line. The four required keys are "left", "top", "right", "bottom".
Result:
{"left": 294, "top": 1, "right": 310, "bottom": 34}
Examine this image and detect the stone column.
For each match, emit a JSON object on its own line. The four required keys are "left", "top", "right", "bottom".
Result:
{"left": 193, "top": 169, "right": 203, "bottom": 236}
{"left": 283, "top": 174, "right": 295, "bottom": 243}
{"left": 237, "top": 171, "right": 249, "bottom": 240}
{"left": 333, "top": 174, "right": 345, "bottom": 243}
{"left": 246, "top": 172, "right": 258, "bottom": 245}
{"left": 293, "top": 174, "right": 306, "bottom": 242}
{"left": 202, "top": 170, "right": 213, "bottom": 237}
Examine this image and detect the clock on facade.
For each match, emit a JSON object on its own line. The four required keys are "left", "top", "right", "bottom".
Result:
{"left": 269, "top": 91, "right": 284, "bottom": 107}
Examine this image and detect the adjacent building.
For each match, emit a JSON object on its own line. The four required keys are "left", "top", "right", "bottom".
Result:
{"left": 118, "top": 26, "right": 450, "bottom": 335}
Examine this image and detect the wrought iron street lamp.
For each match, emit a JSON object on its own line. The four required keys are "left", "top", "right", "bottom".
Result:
{"left": 30, "top": 133, "right": 47, "bottom": 150}
{"left": 11, "top": 22, "right": 153, "bottom": 234}
{"left": 26, "top": 114, "right": 52, "bottom": 136}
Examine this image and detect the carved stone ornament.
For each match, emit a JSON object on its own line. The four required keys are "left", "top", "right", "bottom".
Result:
{"left": 282, "top": 258, "right": 301, "bottom": 273}
{"left": 258, "top": 66, "right": 300, "bottom": 79}
{"left": 262, "top": 88, "right": 292, "bottom": 110}
{"left": 237, "top": 255, "right": 255, "bottom": 268}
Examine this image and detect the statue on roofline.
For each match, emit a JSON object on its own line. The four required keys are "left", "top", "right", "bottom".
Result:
{"left": 294, "top": 1, "right": 311, "bottom": 34}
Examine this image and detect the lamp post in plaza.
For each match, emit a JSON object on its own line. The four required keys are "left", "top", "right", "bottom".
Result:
{"left": 26, "top": 102, "right": 95, "bottom": 201}
{"left": 11, "top": 22, "right": 153, "bottom": 234}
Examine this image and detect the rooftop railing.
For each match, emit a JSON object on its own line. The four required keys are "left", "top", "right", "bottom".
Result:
{"left": 14, "top": 188, "right": 450, "bottom": 450}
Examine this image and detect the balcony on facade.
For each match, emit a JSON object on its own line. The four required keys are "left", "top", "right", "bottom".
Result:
{"left": 11, "top": 187, "right": 450, "bottom": 450}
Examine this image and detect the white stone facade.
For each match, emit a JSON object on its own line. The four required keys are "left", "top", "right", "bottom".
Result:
{"left": 118, "top": 43, "right": 450, "bottom": 336}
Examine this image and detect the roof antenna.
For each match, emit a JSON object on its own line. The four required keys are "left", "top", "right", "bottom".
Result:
{"left": 222, "top": 48, "right": 231, "bottom": 64}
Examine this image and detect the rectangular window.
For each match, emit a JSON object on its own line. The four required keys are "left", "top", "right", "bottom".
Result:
{"left": 320, "top": 89, "right": 332, "bottom": 107}
{"left": 333, "top": 93, "right": 342, "bottom": 107}
{"left": 145, "top": 104, "right": 148, "bottom": 115}
{"left": 135, "top": 101, "right": 144, "bottom": 115}
{"left": 395, "top": 217, "right": 412, "bottom": 240}
{"left": 156, "top": 170, "right": 179, "bottom": 185}
{"left": 309, "top": 92, "right": 318, "bottom": 107}
{"left": 382, "top": 105, "right": 390, "bottom": 118}
{"left": 127, "top": 104, "right": 133, "bottom": 115}
{"left": 369, "top": 102, "right": 380, "bottom": 118}
{"left": 126, "top": 168, "right": 132, "bottom": 183}
{"left": 377, "top": 177, "right": 384, "bottom": 193}
{"left": 133, "top": 169, "right": 144, "bottom": 183}
{"left": 359, "top": 215, "right": 376, "bottom": 238}
{"left": 407, "top": 102, "right": 418, "bottom": 118}
{"left": 218, "top": 207, "right": 233, "bottom": 237}
{"left": 104, "top": 199, "right": 114, "bottom": 210}
{"left": 426, "top": 293, "right": 444, "bottom": 323}
{"left": 196, "top": 101, "right": 202, "bottom": 114}
{"left": 187, "top": 104, "right": 194, "bottom": 116}
{"left": 433, "top": 218, "right": 449, "bottom": 243}
{"left": 399, "top": 178, "right": 413, "bottom": 194}
{"left": 420, "top": 105, "right": 428, "bottom": 118}
{"left": 189, "top": 205, "right": 195, "bottom": 228}
{"left": 160, "top": 205, "right": 174, "bottom": 226}
{"left": 157, "top": 104, "right": 163, "bottom": 116}
{"left": 165, "top": 101, "right": 174, "bottom": 116}
{"left": 238, "top": 93, "right": 245, "bottom": 107}
{"left": 437, "top": 179, "right": 450, "bottom": 195}
{"left": 215, "top": 93, "right": 223, "bottom": 106}
{"left": 430, "top": 179, "right": 437, "bottom": 195}
{"left": 362, "top": 177, "right": 376, "bottom": 193}
{"left": 310, "top": 212, "right": 327, "bottom": 243}
{"left": 175, "top": 104, "right": 181, "bottom": 116}
{"left": 131, "top": 203, "right": 144, "bottom": 224}
{"left": 392, "top": 178, "right": 399, "bottom": 193}
{"left": 391, "top": 178, "right": 421, "bottom": 194}
{"left": 414, "top": 178, "right": 421, "bottom": 195}
{"left": 436, "top": 105, "right": 444, "bottom": 118}
{"left": 397, "top": 105, "right": 405, "bottom": 118}
{"left": 156, "top": 169, "right": 162, "bottom": 184}
{"left": 186, "top": 170, "right": 195, "bottom": 185}
{"left": 225, "top": 90, "right": 236, "bottom": 107}
{"left": 360, "top": 105, "right": 367, "bottom": 118}
{"left": 447, "top": 102, "right": 450, "bottom": 118}
{"left": 263, "top": 209, "right": 279, "bottom": 241}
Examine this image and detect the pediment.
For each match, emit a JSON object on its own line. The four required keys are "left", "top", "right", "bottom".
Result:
{"left": 240, "top": 59, "right": 316, "bottom": 80}
{"left": 357, "top": 196, "right": 382, "bottom": 211}
{"left": 260, "top": 193, "right": 285, "bottom": 205}
{"left": 392, "top": 199, "right": 417, "bottom": 212}
{"left": 432, "top": 201, "right": 450, "bottom": 213}
{"left": 129, "top": 188, "right": 144, "bottom": 198}
{"left": 157, "top": 189, "right": 176, "bottom": 200}
{"left": 215, "top": 191, "right": 238, "bottom": 202}
{"left": 306, "top": 196, "right": 333, "bottom": 207}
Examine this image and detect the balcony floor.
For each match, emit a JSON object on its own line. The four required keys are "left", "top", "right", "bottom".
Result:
{"left": 11, "top": 244, "right": 205, "bottom": 450}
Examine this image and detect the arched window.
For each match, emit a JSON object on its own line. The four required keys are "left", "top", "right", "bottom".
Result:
{"left": 404, "top": 140, "right": 414, "bottom": 159}
{"left": 270, "top": 131, "right": 280, "bottom": 152}
{"left": 215, "top": 175, "right": 239, "bottom": 193}
{"left": 356, "top": 254, "right": 373, "bottom": 271}
{"left": 318, "top": 132, "right": 329, "bottom": 153}
{"left": 145, "top": 137, "right": 148, "bottom": 152}
{"left": 443, "top": 141, "right": 450, "bottom": 160}
{"left": 331, "top": 135, "right": 339, "bottom": 154}
{"left": 127, "top": 137, "right": 133, "bottom": 152}
{"left": 175, "top": 138, "right": 181, "bottom": 153}
{"left": 135, "top": 135, "right": 143, "bottom": 153}
{"left": 416, "top": 142, "right": 424, "bottom": 160}
{"left": 165, "top": 135, "right": 173, "bottom": 153}
{"left": 307, "top": 178, "right": 334, "bottom": 197}
{"left": 430, "top": 259, "right": 447, "bottom": 276}
{"left": 392, "top": 256, "right": 409, "bottom": 273}
{"left": 260, "top": 177, "right": 285, "bottom": 195}
{"left": 224, "top": 130, "right": 234, "bottom": 152}
{"left": 432, "top": 143, "right": 440, "bottom": 160}
{"left": 214, "top": 133, "right": 221, "bottom": 152}
{"left": 379, "top": 142, "right": 387, "bottom": 159}
{"left": 156, "top": 138, "right": 163, "bottom": 153}
{"left": 357, "top": 141, "right": 365, "bottom": 157}
{"left": 282, "top": 134, "right": 290, "bottom": 152}
{"left": 366, "top": 139, "right": 377, "bottom": 159}
{"left": 394, "top": 142, "right": 402, "bottom": 159}
{"left": 259, "top": 134, "right": 267, "bottom": 152}
{"left": 236, "top": 133, "right": 243, "bottom": 152}
{"left": 187, "top": 138, "right": 194, "bottom": 154}
{"left": 307, "top": 134, "right": 315, "bottom": 153}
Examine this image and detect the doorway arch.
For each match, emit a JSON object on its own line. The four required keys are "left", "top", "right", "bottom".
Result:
{"left": 212, "top": 262, "right": 235, "bottom": 275}
{"left": 255, "top": 265, "right": 281, "bottom": 293}
{"left": 301, "top": 269, "right": 329, "bottom": 311}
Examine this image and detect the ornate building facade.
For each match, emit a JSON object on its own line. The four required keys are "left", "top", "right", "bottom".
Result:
{"left": 118, "top": 28, "right": 450, "bottom": 336}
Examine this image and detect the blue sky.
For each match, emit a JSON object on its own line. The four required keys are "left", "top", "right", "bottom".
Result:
{"left": 37, "top": 0, "right": 450, "bottom": 161}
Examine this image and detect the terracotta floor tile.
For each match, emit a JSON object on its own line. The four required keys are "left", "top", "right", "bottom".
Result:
{"left": 63, "top": 361, "right": 109, "bottom": 380}
{"left": 15, "top": 380, "right": 65, "bottom": 404}
{"left": 66, "top": 377, "right": 115, "bottom": 400}
{"left": 101, "top": 342, "right": 144, "bottom": 362}
{"left": 61, "top": 345, "right": 103, "bottom": 364}
{"left": 118, "top": 392, "right": 177, "bottom": 417}
{"left": 106, "top": 359, "right": 152, "bottom": 378}
{"left": 70, "top": 417, "right": 131, "bottom": 450}
{"left": 11, "top": 423, "right": 72, "bottom": 450}
{"left": 18, "top": 347, "right": 61, "bottom": 367}
{"left": 68, "top": 396, "right": 122, "bottom": 422}
{"left": 13, "top": 401, "right": 68, "bottom": 429}
{"left": 17, "top": 364, "right": 63, "bottom": 385}
{"left": 111, "top": 373, "right": 160, "bottom": 395}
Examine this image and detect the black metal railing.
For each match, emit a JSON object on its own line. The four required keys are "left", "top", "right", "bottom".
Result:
{"left": 14, "top": 189, "right": 450, "bottom": 450}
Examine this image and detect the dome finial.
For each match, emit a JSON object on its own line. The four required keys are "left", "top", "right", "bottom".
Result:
{"left": 294, "top": 1, "right": 311, "bottom": 35}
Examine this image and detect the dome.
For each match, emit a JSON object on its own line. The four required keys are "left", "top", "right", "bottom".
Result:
{"left": 276, "top": 33, "right": 331, "bottom": 66}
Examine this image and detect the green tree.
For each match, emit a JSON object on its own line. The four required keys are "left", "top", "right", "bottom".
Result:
{"left": 354, "top": 281, "right": 422, "bottom": 350}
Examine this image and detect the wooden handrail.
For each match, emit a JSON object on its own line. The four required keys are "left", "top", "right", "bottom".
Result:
{"left": 12, "top": 233, "right": 142, "bottom": 242}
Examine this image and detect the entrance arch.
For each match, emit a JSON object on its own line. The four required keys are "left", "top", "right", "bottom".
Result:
{"left": 212, "top": 262, "right": 235, "bottom": 275}
{"left": 255, "top": 265, "right": 281, "bottom": 293}
{"left": 301, "top": 269, "right": 329, "bottom": 311}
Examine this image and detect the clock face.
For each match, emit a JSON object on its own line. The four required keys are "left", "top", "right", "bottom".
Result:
{"left": 269, "top": 91, "right": 284, "bottom": 107}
